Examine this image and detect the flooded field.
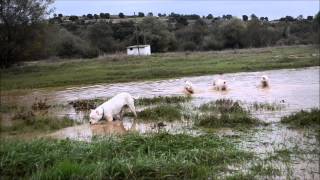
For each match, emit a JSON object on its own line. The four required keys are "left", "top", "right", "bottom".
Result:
{"left": 1, "top": 67, "right": 319, "bottom": 179}
{"left": 2, "top": 66, "right": 319, "bottom": 121}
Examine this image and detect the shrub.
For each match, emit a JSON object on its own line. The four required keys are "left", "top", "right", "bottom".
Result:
{"left": 281, "top": 109, "right": 320, "bottom": 127}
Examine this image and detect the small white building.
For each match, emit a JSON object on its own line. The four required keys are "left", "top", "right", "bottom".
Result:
{"left": 127, "top": 45, "right": 151, "bottom": 56}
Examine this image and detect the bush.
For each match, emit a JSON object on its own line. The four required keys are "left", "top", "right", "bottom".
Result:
{"left": 55, "top": 29, "right": 98, "bottom": 58}
{"left": 182, "top": 41, "right": 197, "bottom": 51}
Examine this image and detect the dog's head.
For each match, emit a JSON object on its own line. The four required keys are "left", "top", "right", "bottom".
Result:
{"left": 261, "top": 75, "right": 269, "bottom": 82}
{"left": 261, "top": 76, "right": 269, "bottom": 87}
{"left": 89, "top": 108, "right": 103, "bottom": 124}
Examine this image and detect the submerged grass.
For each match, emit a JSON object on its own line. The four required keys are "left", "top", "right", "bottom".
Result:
{"left": 1, "top": 45, "right": 318, "bottom": 90}
{"left": 280, "top": 108, "right": 320, "bottom": 127}
{"left": 196, "top": 99, "right": 264, "bottom": 128}
{"left": 1, "top": 115, "right": 76, "bottom": 133}
{"left": 0, "top": 133, "right": 254, "bottom": 179}
{"left": 1, "top": 100, "right": 76, "bottom": 133}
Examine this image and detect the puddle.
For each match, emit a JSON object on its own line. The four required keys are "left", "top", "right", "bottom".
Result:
{"left": 1, "top": 67, "right": 319, "bottom": 134}
{"left": 1, "top": 67, "right": 319, "bottom": 179}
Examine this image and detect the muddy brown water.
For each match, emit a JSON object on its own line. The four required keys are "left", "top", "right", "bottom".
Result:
{"left": 1, "top": 67, "right": 319, "bottom": 179}
{"left": 2, "top": 66, "right": 319, "bottom": 121}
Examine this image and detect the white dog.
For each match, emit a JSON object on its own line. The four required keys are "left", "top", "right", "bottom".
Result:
{"left": 213, "top": 79, "right": 228, "bottom": 91}
{"left": 184, "top": 80, "right": 194, "bottom": 94}
{"left": 261, "top": 75, "right": 269, "bottom": 88}
{"left": 89, "top": 92, "right": 137, "bottom": 124}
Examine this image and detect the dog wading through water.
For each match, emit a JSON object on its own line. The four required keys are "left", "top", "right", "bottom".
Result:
{"left": 261, "top": 75, "right": 269, "bottom": 88}
{"left": 184, "top": 80, "right": 194, "bottom": 94}
{"left": 89, "top": 92, "right": 137, "bottom": 124}
{"left": 213, "top": 79, "right": 228, "bottom": 91}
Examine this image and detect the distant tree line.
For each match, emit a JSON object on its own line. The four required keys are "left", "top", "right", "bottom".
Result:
{"left": 1, "top": 0, "right": 320, "bottom": 68}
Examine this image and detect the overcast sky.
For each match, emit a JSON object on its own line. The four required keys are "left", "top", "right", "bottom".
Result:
{"left": 51, "top": 0, "right": 319, "bottom": 20}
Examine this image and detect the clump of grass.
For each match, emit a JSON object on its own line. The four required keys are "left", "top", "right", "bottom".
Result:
{"left": 11, "top": 107, "right": 33, "bottom": 120}
{"left": 135, "top": 104, "right": 183, "bottom": 122}
{"left": 136, "top": 96, "right": 191, "bottom": 106}
{"left": 2, "top": 115, "right": 76, "bottom": 133}
{"left": 250, "top": 102, "right": 283, "bottom": 111}
{"left": 199, "top": 99, "right": 243, "bottom": 113}
{"left": 249, "top": 163, "right": 282, "bottom": 177}
{"left": 0, "top": 104, "right": 18, "bottom": 113}
{"left": 31, "top": 98, "right": 51, "bottom": 111}
{"left": 196, "top": 99, "right": 263, "bottom": 128}
{"left": 68, "top": 98, "right": 106, "bottom": 111}
{"left": 0, "top": 133, "right": 253, "bottom": 179}
{"left": 280, "top": 108, "right": 320, "bottom": 127}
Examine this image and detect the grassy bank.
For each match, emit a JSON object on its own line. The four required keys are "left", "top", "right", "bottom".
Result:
{"left": 0, "top": 133, "right": 253, "bottom": 179}
{"left": 281, "top": 108, "right": 320, "bottom": 127}
{"left": 1, "top": 45, "right": 319, "bottom": 90}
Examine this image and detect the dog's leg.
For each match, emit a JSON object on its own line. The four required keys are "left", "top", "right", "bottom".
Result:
{"left": 127, "top": 102, "right": 137, "bottom": 118}
{"left": 119, "top": 107, "right": 125, "bottom": 121}
{"left": 106, "top": 115, "right": 113, "bottom": 122}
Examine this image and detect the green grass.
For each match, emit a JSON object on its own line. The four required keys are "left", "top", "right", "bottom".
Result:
{"left": 136, "top": 96, "right": 191, "bottom": 106}
{"left": 249, "top": 102, "right": 283, "bottom": 111}
{"left": 196, "top": 99, "right": 263, "bottom": 128}
{"left": 134, "top": 104, "right": 183, "bottom": 122}
{"left": 280, "top": 108, "right": 320, "bottom": 127}
{"left": 0, "top": 103, "right": 18, "bottom": 113}
{"left": 1, "top": 45, "right": 318, "bottom": 90}
{"left": 68, "top": 98, "right": 107, "bottom": 111}
{"left": 0, "top": 133, "right": 254, "bottom": 179}
{"left": 1, "top": 115, "right": 76, "bottom": 133}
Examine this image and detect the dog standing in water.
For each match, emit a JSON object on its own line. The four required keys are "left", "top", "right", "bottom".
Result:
{"left": 89, "top": 92, "right": 137, "bottom": 124}
{"left": 213, "top": 79, "right": 228, "bottom": 91}
{"left": 261, "top": 75, "right": 269, "bottom": 88}
{"left": 184, "top": 81, "right": 194, "bottom": 94}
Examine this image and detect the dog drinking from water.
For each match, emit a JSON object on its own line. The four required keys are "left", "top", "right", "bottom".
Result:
{"left": 89, "top": 92, "right": 137, "bottom": 124}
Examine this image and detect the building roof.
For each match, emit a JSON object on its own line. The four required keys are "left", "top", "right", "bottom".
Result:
{"left": 127, "top": 45, "right": 150, "bottom": 48}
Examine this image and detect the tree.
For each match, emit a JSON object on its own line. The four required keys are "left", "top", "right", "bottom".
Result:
{"left": 207, "top": 14, "right": 213, "bottom": 19}
{"left": 119, "top": 12, "right": 125, "bottom": 18}
{"left": 242, "top": 15, "right": 248, "bottom": 21}
{"left": 175, "top": 16, "right": 188, "bottom": 29}
{"left": 58, "top": 13, "right": 63, "bottom": 18}
{"left": 297, "top": 15, "right": 303, "bottom": 21}
{"left": 105, "top": 13, "right": 110, "bottom": 19}
{"left": 148, "top": 12, "right": 153, "bottom": 17}
{"left": 100, "top": 13, "right": 105, "bottom": 18}
{"left": 307, "top": 16, "right": 314, "bottom": 21}
{"left": 0, "top": 0, "right": 53, "bottom": 68}
{"left": 136, "top": 17, "right": 174, "bottom": 52}
{"left": 69, "top": 15, "right": 78, "bottom": 21}
{"left": 138, "top": 12, "right": 144, "bottom": 17}
{"left": 87, "top": 23, "right": 115, "bottom": 52}
{"left": 87, "top": 14, "right": 93, "bottom": 19}
{"left": 250, "top": 14, "right": 258, "bottom": 21}
{"left": 219, "top": 18, "right": 246, "bottom": 48}
{"left": 94, "top": 14, "right": 99, "bottom": 19}
{"left": 222, "top": 14, "right": 232, "bottom": 20}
